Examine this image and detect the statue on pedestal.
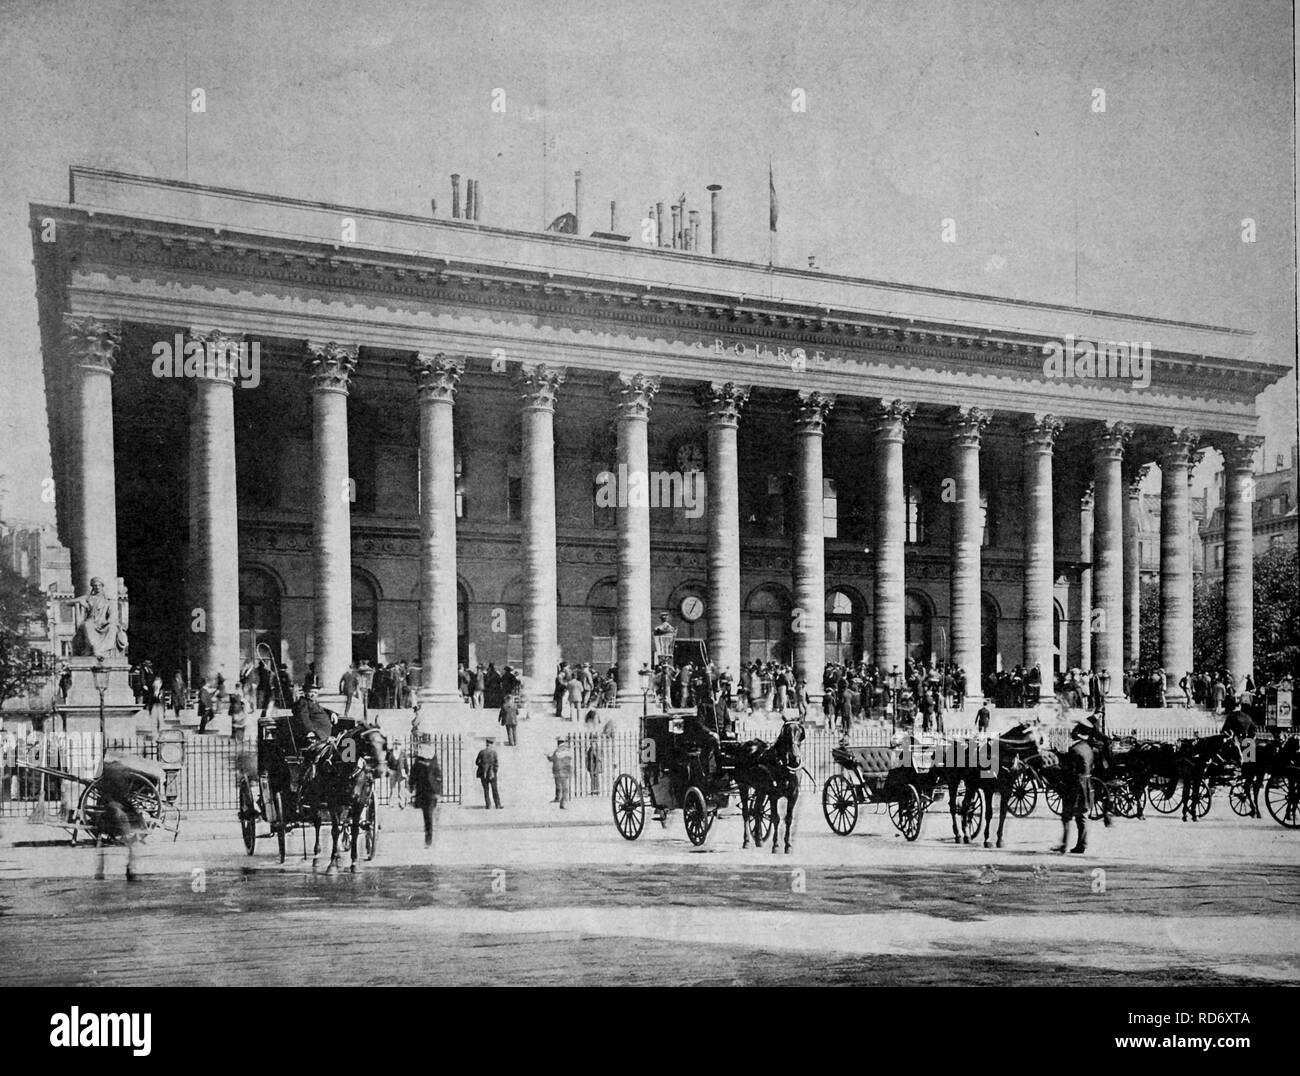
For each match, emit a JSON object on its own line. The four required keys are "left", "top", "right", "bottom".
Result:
{"left": 67, "top": 577, "right": 129, "bottom": 659}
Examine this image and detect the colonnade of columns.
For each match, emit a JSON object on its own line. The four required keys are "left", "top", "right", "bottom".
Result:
{"left": 59, "top": 312, "right": 1265, "bottom": 707}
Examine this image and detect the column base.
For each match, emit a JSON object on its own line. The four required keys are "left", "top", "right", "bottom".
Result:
{"left": 417, "top": 688, "right": 466, "bottom": 707}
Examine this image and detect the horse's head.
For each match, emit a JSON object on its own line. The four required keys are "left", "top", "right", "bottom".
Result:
{"left": 774, "top": 720, "right": 805, "bottom": 771}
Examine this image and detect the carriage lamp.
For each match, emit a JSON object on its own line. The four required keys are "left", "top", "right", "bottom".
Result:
{"left": 91, "top": 657, "right": 110, "bottom": 744}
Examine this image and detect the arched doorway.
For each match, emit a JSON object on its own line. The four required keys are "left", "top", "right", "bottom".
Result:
{"left": 746, "top": 586, "right": 791, "bottom": 664}
{"left": 351, "top": 571, "right": 379, "bottom": 667}
{"left": 981, "top": 593, "right": 1000, "bottom": 677}
{"left": 825, "top": 587, "right": 863, "bottom": 665}
{"left": 904, "top": 591, "right": 932, "bottom": 665}
{"left": 239, "top": 567, "right": 281, "bottom": 663}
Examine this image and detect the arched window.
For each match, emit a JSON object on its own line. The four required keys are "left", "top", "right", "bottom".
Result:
{"left": 351, "top": 572, "right": 379, "bottom": 667}
{"left": 239, "top": 568, "right": 281, "bottom": 663}
{"left": 904, "top": 591, "right": 932, "bottom": 665}
{"left": 825, "top": 588, "right": 861, "bottom": 665}
{"left": 981, "top": 594, "right": 1000, "bottom": 677}
{"left": 746, "top": 587, "right": 791, "bottom": 663}
{"left": 588, "top": 580, "right": 618, "bottom": 670}
{"left": 905, "top": 485, "right": 926, "bottom": 544}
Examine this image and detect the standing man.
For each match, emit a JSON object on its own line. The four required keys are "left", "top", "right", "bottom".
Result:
{"left": 499, "top": 692, "right": 519, "bottom": 746}
{"left": 229, "top": 689, "right": 247, "bottom": 742}
{"left": 171, "top": 669, "right": 186, "bottom": 720}
{"left": 197, "top": 676, "right": 215, "bottom": 734}
{"left": 339, "top": 663, "right": 358, "bottom": 719}
{"left": 475, "top": 737, "right": 502, "bottom": 809}
{"left": 548, "top": 736, "right": 574, "bottom": 809}
{"left": 975, "top": 701, "right": 991, "bottom": 735}
{"left": 409, "top": 705, "right": 443, "bottom": 846}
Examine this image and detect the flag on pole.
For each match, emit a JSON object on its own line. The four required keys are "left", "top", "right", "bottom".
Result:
{"left": 769, "top": 162, "right": 778, "bottom": 232}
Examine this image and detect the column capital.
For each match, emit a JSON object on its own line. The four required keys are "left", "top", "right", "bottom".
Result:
{"left": 1080, "top": 482, "right": 1095, "bottom": 511}
{"left": 1219, "top": 435, "right": 1264, "bottom": 472}
{"left": 305, "top": 341, "right": 358, "bottom": 394}
{"left": 610, "top": 372, "right": 660, "bottom": 419}
{"left": 948, "top": 406, "right": 992, "bottom": 446}
{"left": 1159, "top": 427, "right": 1205, "bottom": 469}
{"left": 410, "top": 351, "right": 465, "bottom": 401}
{"left": 871, "top": 398, "right": 916, "bottom": 442}
{"left": 187, "top": 328, "right": 245, "bottom": 385}
{"left": 1022, "top": 413, "right": 1065, "bottom": 450}
{"left": 1126, "top": 463, "right": 1152, "bottom": 498}
{"left": 1093, "top": 421, "right": 1134, "bottom": 462}
{"left": 62, "top": 314, "right": 121, "bottom": 374}
{"left": 794, "top": 390, "right": 835, "bottom": 434}
{"left": 517, "top": 362, "right": 566, "bottom": 411}
{"left": 698, "top": 381, "right": 751, "bottom": 427}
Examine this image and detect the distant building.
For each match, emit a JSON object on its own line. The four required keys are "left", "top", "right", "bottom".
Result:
{"left": 0, "top": 522, "right": 75, "bottom": 668}
{"left": 1201, "top": 443, "right": 1299, "bottom": 572}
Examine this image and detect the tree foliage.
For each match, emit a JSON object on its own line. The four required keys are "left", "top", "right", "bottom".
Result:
{"left": 1192, "top": 544, "right": 1298, "bottom": 682}
{"left": 0, "top": 560, "right": 46, "bottom": 704}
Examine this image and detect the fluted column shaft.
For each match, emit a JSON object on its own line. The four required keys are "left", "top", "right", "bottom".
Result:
{"left": 613, "top": 374, "right": 659, "bottom": 700}
{"left": 1091, "top": 423, "right": 1132, "bottom": 693}
{"left": 1123, "top": 466, "right": 1146, "bottom": 672}
{"left": 412, "top": 353, "right": 464, "bottom": 703}
{"left": 188, "top": 330, "right": 241, "bottom": 683}
{"left": 700, "top": 382, "right": 749, "bottom": 682}
{"left": 1079, "top": 486, "right": 1094, "bottom": 672}
{"left": 519, "top": 364, "right": 565, "bottom": 702}
{"left": 1022, "top": 415, "right": 1062, "bottom": 675}
{"left": 793, "top": 392, "right": 835, "bottom": 699}
{"left": 949, "top": 407, "right": 989, "bottom": 692}
{"left": 64, "top": 316, "right": 122, "bottom": 601}
{"left": 872, "top": 401, "right": 914, "bottom": 674}
{"left": 1159, "top": 432, "right": 1199, "bottom": 680}
{"left": 1222, "top": 437, "right": 1262, "bottom": 682}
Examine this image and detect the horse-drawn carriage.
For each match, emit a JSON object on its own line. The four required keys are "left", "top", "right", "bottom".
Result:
{"left": 237, "top": 714, "right": 381, "bottom": 866}
{"left": 821, "top": 737, "right": 976, "bottom": 841}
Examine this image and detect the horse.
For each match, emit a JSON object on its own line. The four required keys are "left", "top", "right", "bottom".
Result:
{"left": 299, "top": 723, "right": 386, "bottom": 872}
{"left": 944, "top": 722, "right": 1045, "bottom": 849}
{"left": 1242, "top": 736, "right": 1300, "bottom": 818}
{"left": 734, "top": 720, "right": 805, "bottom": 854}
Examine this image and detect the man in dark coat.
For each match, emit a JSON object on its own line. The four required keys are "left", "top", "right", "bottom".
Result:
{"left": 475, "top": 737, "right": 502, "bottom": 809}
{"left": 409, "top": 707, "right": 443, "bottom": 846}
{"left": 499, "top": 693, "right": 519, "bottom": 746}
{"left": 93, "top": 760, "right": 146, "bottom": 881}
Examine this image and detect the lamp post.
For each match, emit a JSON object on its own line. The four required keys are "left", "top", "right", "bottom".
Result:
{"left": 637, "top": 663, "right": 651, "bottom": 720}
{"left": 888, "top": 665, "right": 902, "bottom": 734}
{"left": 357, "top": 661, "right": 374, "bottom": 722}
{"left": 91, "top": 656, "right": 110, "bottom": 746}
{"left": 1098, "top": 668, "right": 1111, "bottom": 735}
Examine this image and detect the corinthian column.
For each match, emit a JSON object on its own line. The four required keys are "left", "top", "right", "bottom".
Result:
{"left": 1022, "top": 414, "right": 1063, "bottom": 676}
{"left": 1159, "top": 429, "right": 1201, "bottom": 681}
{"left": 1122, "top": 463, "right": 1149, "bottom": 673}
{"left": 872, "top": 399, "right": 915, "bottom": 675}
{"left": 792, "top": 391, "right": 835, "bottom": 702}
{"left": 698, "top": 381, "right": 750, "bottom": 683}
{"left": 518, "top": 362, "right": 565, "bottom": 703}
{"left": 188, "top": 328, "right": 242, "bottom": 684}
{"left": 612, "top": 373, "right": 659, "bottom": 701}
{"left": 1222, "top": 436, "right": 1263, "bottom": 684}
{"left": 63, "top": 315, "right": 122, "bottom": 600}
{"left": 1092, "top": 422, "right": 1132, "bottom": 695}
{"left": 411, "top": 352, "right": 465, "bottom": 703}
{"left": 1079, "top": 484, "right": 1094, "bottom": 672}
{"left": 949, "top": 406, "right": 990, "bottom": 696}
{"left": 305, "top": 341, "right": 357, "bottom": 692}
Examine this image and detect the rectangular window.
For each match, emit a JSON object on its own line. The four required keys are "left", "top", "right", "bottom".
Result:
{"left": 906, "top": 494, "right": 925, "bottom": 545}
{"left": 507, "top": 476, "right": 523, "bottom": 522}
{"left": 593, "top": 469, "right": 615, "bottom": 529}
{"left": 591, "top": 609, "right": 617, "bottom": 667}
{"left": 823, "top": 478, "right": 838, "bottom": 539}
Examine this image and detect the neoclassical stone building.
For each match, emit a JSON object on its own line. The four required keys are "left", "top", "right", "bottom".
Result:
{"left": 30, "top": 168, "right": 1290, "bottom": 707}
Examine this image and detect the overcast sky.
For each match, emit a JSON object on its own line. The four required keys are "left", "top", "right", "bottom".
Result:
{"left": 0, "top": 0, "right": 1294, "bottom": 523}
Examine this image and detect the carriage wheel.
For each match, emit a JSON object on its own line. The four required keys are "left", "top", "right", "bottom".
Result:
{"left": 960, "top": 785, "right": 985, "bottom": 841}
{"left": 821, "top": 775, "right": 858, "bottom": 836}
{"left": 1006, "top": 768, "right": 1038, "bottom": 818}
{"left": 1108, "top": 779, "right": 1138, "bottom": 819}
{"left": 1264, "top": 769, "right": 1300, "bottom": 828}
{"left": 890, "top": 784, "right": 924, "bottom": 842}
{"left": 363, "top": 791, "right": 378, "bottom": 861}
{"left": 683, "top": 786, "right": 713, "bottom": 846}
{"left": 747, "top": 787, "right": 773, "bottom": 844}
{"left": 611, "top": 775, "right": 646, "bottom": 841}
{"left": 1146, "top": 775, "right": 1181, "bottom": 814}
{"left": 1228, "top": 778, "right": 1254, "bottom": 818}
{"left": 1044, "top": 784, "right": 1063, "bottom": 817}
{"left": 1087, "top": 778, "right": 1108, "bottom": 821}
{"left": 274, "top": 791, "right": 288, "bottom": 863}
{"left": 77, "top": 772, "right": 161, "bottom": 843}
{"left": 238, "top": 778, "right": 257, "bottom": 855}
{"left": 1190, "top": 777, "right": 1213, "bottom": 819}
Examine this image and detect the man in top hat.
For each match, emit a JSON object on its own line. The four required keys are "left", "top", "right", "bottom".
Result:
{"left": 475, "top": 736, "right": 502, "bottom": 809}
{"left": 409, "top": 704, "right": 444, "bottom": 845}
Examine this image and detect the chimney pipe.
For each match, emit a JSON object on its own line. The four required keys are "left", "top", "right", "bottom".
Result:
{"left": 656, "top": 202, "right": 666, "bottom": 247}
{"left": 465, "top": 179, "right": 474, "bottom": 221}
{"left": 610, "top": 200, "right": 617, "bottom": 232}
{"left": 689, "top": 210, "right": 701, "bottom": 253}
{"left": 473, "top": 180, "right": 481, "bottom": 221}
{"left": 451, "top": 174, "right": 461, "bottom": 219}
{"left": 707, "top": 184, "right": 722, "bottom": 255}
{"left": 670, "top": 204, "right": 681, "bottom": 249}
{"left": 430, "top": 198, "right": 437, "bottom": 217}
{"left": 574, "top": 170, "right": 583, "bottom": 236}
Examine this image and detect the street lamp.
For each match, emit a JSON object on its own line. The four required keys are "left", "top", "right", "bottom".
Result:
{"left": 1098, "top": 669, "right": 1111, "bottom": 735}
{"left": 91, "top": 656, "right": 110, "bottom": 745}
{"left": 637, "top": 663, "right": 651, "bottom": 720}
{"left": 888, "top": 665, "right": 902, "bottom": 734}
{"left": 357, "top": 661, "right": 374, "bottom": 721}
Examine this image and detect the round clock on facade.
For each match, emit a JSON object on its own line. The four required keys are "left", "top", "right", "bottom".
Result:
{"left": 680, "top": 595, "right": 704, "bottom": 622}
{"left": 676, "top": 443, "right": 705, "bottom": 473}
